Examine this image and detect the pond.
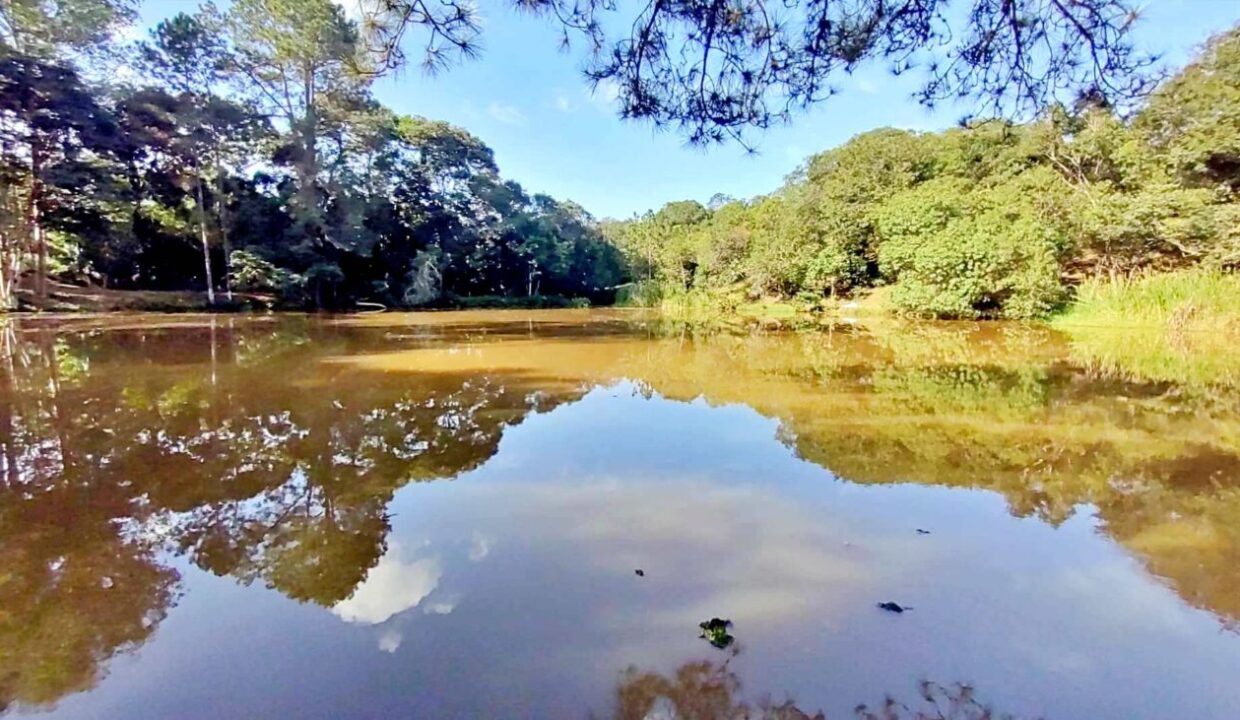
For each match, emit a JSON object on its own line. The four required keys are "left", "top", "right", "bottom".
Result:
{"left": 2, "top": 310, "right": 1238, "bottom": 719}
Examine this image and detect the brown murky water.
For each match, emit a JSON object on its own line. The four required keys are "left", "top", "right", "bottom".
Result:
{"left": 2, "top": 310, "right": 1238, "bottom": 719}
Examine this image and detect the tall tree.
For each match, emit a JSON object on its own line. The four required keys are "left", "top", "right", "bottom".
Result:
{"left": 0, "top": 55, "right": 118, "bottom": 303}
{"left": 142, "top": 11, "right": 248, "bottom": 303}
{"left": 227, "top": 0, "right": 367, "bottom": 234}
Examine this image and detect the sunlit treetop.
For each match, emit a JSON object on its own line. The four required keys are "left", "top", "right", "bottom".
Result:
{"left": 355, "top": 0, "right": 1160, "bottom": 146}
{"left": 0, "top": 0, "right": 135, "bottom": 59}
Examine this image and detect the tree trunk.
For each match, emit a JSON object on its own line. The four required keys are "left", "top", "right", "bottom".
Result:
{"left": 297, "top": 66, "right": 318, "bottom": 227}
{"left": 214, "top": 159, "right": 233, "bottom": 300}
{"left": 0, "top": 134, "right": 19, "bottom": 310}
{"left": 29, "top": 141, "right": 46, "bottom": 301}
{"left": 0, "top": 325, "right": 18, "bottom": 489}
{"left": 195, "top": 175, "right": 216, "bottom": 305}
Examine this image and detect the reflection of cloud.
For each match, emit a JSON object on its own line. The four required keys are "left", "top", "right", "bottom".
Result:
{"left": 424, "top": 600, "right": 456, "bottom": 615}
{"left": 382, "top": 470, "right": 890, "bottom": 693}
{"left": 469, "top": 533, "right": 491, "bottom": 561}
{"left": 332, "top": 547, "right": 442, "bottom": 625}
{"left": 520, "top": 481, "right": 871, "bottom": 629}
{"left": 378, "top": 628, "right": 403, "bottom": 654}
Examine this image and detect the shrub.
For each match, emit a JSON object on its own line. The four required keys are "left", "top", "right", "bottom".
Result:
{"left": 877, "top": 178, "right": 1067, "bottom": 319}
{"left": 229, "top": 250, "right": 302, "bottom": 296}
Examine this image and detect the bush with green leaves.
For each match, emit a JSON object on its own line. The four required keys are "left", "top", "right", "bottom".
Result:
{"left": 875, "top": 175, "right": 1068, "bottom": 319}
{"left": 229, "top": 250, "right": 302, "bottom": 295}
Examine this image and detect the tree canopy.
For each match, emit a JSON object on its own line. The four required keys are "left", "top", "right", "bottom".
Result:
{"left": 0, "top": 0, "right": 626, "bottom": 310}
{"left": 606, "top": 26, "right": 1240, "bottom": 319}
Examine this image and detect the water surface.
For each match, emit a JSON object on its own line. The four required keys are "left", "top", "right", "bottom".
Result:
{"left": 2, "top": 310, "right": 1238, "bottom": 719}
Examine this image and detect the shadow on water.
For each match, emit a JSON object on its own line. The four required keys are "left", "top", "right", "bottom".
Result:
{"left": 0, "top": 311, "right": 1236, "bottom": 714}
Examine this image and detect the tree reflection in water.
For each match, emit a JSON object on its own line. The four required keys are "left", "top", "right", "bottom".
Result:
{"left": 605, "top": 658, "right": 1033, "bottom": 720}
{"left": 0, "top": 313, "right": 1236, "bottom": 712}
{"left": 0, "top": 318, "right": 583, "bottom": 710}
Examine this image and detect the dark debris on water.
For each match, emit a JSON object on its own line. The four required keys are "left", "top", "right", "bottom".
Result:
{"left": 877, "top": 601, "right": 912, "bottom": 613}
{"left": 698, "top": 618, "right": 734, "bottom": 649}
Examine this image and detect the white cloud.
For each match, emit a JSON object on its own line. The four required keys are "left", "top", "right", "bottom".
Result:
{"left": 585, "top": 79, "right": 620, "bottom": 113}
{"left": 553, "top": 92, "right": 576, "bottom": 113}
{"left": 856, "top": 77, "right": 879, "bottom": 95}
{"left": 423, "top": 600, "right": 457, "bottom": 615}
{"left": 488, "top": 102, "right": 527, "bottom": 125}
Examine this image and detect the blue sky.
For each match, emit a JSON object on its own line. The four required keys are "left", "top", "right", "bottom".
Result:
{"left": 137, "top": 0, "right": 1240, "bottom": 219}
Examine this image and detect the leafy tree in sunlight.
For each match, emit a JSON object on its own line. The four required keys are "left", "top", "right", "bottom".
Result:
{"left": 0, "top": 0, "right": 135, "bottom": 59}
{"left": 0, "top": 55, "right": 120, "bottom": 303}
{"left": 227, "top": 0, "right": 368, "bottom": 233}
{"left": 141, "top": 10, "right": 267, "bottom": 301}
{"left": 608, "top": 27, "right": 1240, "bottom": 318}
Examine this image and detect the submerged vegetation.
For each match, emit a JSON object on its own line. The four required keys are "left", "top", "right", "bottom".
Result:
{"left": 606, "top": 26, "right": 1240, "bottom": 323}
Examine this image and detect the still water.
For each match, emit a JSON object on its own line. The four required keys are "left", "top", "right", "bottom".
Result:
{"left": 1, "top": 310, "right": 1238, "bottom": 719}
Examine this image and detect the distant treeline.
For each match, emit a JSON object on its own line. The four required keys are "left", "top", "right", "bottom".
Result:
{"left": 605, "top": 27, "right": 1240, "bottom": 319}
{"left": 0, "top": 0, "right": 626, "bottom": 311}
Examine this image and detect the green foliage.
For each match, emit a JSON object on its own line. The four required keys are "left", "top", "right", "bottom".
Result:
{"left": 614, "top": 279, "right": 664, "bottom": 307}
{"left": 876, "top": 174, "right": 1069, "bottom": 319}
{"left": 229, "top": 249, "right": 299, "bottom": 295}
{"left": 0, "top": 0, "right": 136, "bottom": 58}
{"left": 607, "top": 28, "right": 1240, "bottom": 319}
{"left": 1054, "top": 268, "right": 1240, "bottom": 332}
{"left": 2, "top": 9, "right": 1238, "bottom": 317}
{"left": 1138, "top": 28, "right": 1240, "bottom": 190}
{"left": 0, "top": 0, "right": 629, "bottom": 311}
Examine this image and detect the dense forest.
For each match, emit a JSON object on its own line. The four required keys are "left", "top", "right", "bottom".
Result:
{"left": 0, "top": 0, "right": 626, "bottom": 310}
{"left": 0, "top": 0, "right": 1236, "bottom": 316}
{"left": 606, "top": 27, "right": 1240, "bottom": 319}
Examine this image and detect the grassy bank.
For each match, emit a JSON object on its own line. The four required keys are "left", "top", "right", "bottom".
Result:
{"left": 1051, "top": 270, "right": 1240, "bottom": 388}
{"left": 15, "top": 282, "right": 272, "bottom": 313}
{"left": 1052, "top": 270, "right": 1240, "bottom": 332}
{"left": 439, "top": 294, "right": 592, "bottom": 310}
{"left": 646, "top": 287, "right": 809, "bottom": 325}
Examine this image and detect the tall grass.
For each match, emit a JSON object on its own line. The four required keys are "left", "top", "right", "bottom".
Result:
{"left": 1053, "top": 269, "right": 1240, "bottom": 332}
{"left": 614, "top": 280, "right": 666, "bottom": 308}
